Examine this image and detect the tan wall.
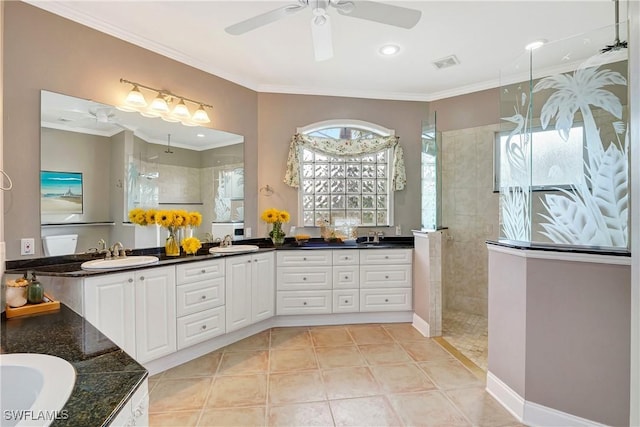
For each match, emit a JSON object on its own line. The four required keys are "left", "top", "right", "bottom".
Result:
{"left": 2, "top": 1, "right": 258, "bottom": 259}
{"left": 256, "top": 92, "right": 427, "bottom": 237}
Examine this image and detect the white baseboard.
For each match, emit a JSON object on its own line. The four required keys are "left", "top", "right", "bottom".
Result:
{"left": 487, "top": 371, "right": 607, "bottom": 427}
{"left": 486, "top": 371, "right": 525, "bottom": 421}
{"left": 411, "top": 313, "right": 430, "bottom": 337}
{"left": 273, "top": 311, "right": 413, "bottom": 328}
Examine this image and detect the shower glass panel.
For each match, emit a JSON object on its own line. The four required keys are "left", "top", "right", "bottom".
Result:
{"left": 498, "top": 23, "right": 629, "bottom": 250}
{"left": 421, "top": 111, "right": 441, "bottom": 231}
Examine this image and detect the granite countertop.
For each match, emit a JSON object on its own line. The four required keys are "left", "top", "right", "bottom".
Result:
{"left": 5, "top": 237, "right": 414, "bottom": 278}
{"left": 486, "top": 239, "right": 631, "bottom": 257}
{"left": 1, "top": 305, "right": 147, "bottom": 427}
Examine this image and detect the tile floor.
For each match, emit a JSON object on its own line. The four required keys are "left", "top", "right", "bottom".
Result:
{"left": 442, "top": 311, "right": 488, "bottom": 371}
{"left": 148, "top": 323, "right": 520, "bottom": 426}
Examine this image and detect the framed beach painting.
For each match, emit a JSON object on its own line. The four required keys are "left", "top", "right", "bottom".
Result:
{"left": 41, "top": 171, "right": 83, "bottom": 215}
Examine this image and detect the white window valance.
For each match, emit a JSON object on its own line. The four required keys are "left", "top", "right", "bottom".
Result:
{"left": 283, "top": 133, "right": 407, "bottom": 191}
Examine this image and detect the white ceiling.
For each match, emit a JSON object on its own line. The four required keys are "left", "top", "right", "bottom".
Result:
{"left": 28, "top": 0, "right": 624, "bottom": 101}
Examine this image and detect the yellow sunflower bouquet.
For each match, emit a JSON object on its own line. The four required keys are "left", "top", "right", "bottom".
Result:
{"left": 261, "top": 208, "right": 290, "bottom": 245}
{"left": 128, "top": 208, "right": 203, "bottom": 256}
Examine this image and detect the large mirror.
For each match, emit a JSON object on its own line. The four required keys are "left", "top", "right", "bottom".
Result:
{"left": 40, "top": 90, "right": 244, "bottom": 255}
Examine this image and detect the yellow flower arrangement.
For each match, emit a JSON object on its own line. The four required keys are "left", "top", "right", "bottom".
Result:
{"left": 181, "top": 237, "right": 202, "bottom": 255}
{"left": 127, "top": 208, "right": 204, "bottom": 256}
{"left": 261, "top": 208, "right": 289, "bottom": 244}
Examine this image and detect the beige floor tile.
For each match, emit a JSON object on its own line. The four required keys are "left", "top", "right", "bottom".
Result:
{"left": 418, "top": 359, "right": 484, "bottom": 389}
{"left": 400, "top": 340, "right": 455, "bottom": 362}
{"left": 224, "top": 330, "right": 270, "bottom": 352}
{"left": 271, "top": 328, "right": 313, "bottom": 350}
{"left": 346, "top": 325, "right": 394, "bottom": 345}
{"left": 270, "top": 347, "right": 318, "bottom": 372}
{"left": 198, "top": 406, "right": 265, "bottom": 426}
{"left": 148, "top": 377, "right": 161, "bottom": 394}
{"left": 388, "top": 391, "right": 470, "bottom": 427}
{"left": 315, "top": 345, "right": 366, "bottom": 369}
{"left": 149, "top": 377, "right": 212, "bottom": 412}
{"left": 148, "top": 410, "right": 201, "bottom": 426}
{"left": 329, "top": 396, "right": 401, "bottom": 427}
{"left": 206, "top": 374, "right": 267, "bottom": 408}
{"left": 445, "top": 386, "right": 518, "bottom": 427}
{"left": 382, "top": 323, "right": 427, "bottom": 341}
{"left": 358, "top": 343, "right": 413, "bottom": 365}
{"left": 217, "top": 350, "right": 269, "bottom": 375}
{"left": 163, "top": 352, "right": 222, "bottom": 379}
{"left": 321, "top": 366, "right": 380, "bottom": 400}
{"left": 268, "top": 401, "right": 334, "bottom": 427}
{"left": 269, "top": 370, "right": 327, "bottom": 405}
{"left": 370, "top": 363, "right": 436, "bottom": 393}
{"left": 310, "top": 327, "right": 355, "bottom": 347}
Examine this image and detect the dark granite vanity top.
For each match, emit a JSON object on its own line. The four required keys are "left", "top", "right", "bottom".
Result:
{"left": 5, "top": 237, "right": 414, "bottom": 278}
{"left": 1, "top": 305, "right": 147, "bottom": 427}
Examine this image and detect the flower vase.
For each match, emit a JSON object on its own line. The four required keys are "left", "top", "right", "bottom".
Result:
{"left": 165, "top": 229, "right": 180, "bottom": 256}
{"left": 271, "top": 235, "right": 285, "bottom": 246}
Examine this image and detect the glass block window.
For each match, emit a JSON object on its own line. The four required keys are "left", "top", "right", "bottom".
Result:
{"left": 300, "top": 126, "right": 392, "bottom": 227}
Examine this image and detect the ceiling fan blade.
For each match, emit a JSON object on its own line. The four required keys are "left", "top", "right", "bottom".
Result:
{"left": 225, "top": 3, "right": 307, "bottom": 35}
{"left": 311, "top": 14, "right": 334, "bottom": 61}
{"left": 336, "top": 1, "right": 421, "bottom": 29}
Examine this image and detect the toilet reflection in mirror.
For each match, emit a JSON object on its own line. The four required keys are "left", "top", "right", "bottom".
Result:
{"left": 39, "top": 90, "right": 244, "bottom": 256}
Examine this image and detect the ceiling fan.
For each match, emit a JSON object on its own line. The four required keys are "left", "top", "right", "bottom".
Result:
{"left": 225, "top": 0, "right": 422, "bottom": 61}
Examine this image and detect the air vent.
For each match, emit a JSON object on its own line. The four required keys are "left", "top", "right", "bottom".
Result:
{"left": 432, "top": 55, "right": 460, "bottom": 69}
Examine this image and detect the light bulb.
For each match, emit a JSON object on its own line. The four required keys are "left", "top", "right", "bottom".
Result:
{"left": 124, "top": 85, "right": 147, "bottom": 107}
{"left": 171, "top": 99, "right": 191, "bottom": 119}
{"left": 150, "top": 93, "right": 170, "bottom": 113}
{"left": 192, "top": 105, "right": 211, "bottom": 124}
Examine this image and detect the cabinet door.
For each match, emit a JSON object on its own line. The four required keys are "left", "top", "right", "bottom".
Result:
{"left": 84, "top": 272, "right": 136, "bottom": 358}
{"left": 135, "top": 266, "right": 177, "bottom": 363}
{"left": 252, "top": 252, "right": 275, "bottom": 323}
{"left": 225, "top": 255, "right": 252, "bottom": 332}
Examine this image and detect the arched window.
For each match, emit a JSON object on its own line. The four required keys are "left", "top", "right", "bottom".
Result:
{"left": 284, "top": 120, "right": 406, "bottom": 227}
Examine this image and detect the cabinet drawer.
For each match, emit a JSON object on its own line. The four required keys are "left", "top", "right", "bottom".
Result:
{"left": 360, "top": 264, "right": 412, "bottom": 288}
{"left": 277, "top": 250, "right": 332, "bottom": 267}
{"left": 333, "top": 289, "right": 359, "bottom": 313}
{"left": 177, "top": 306, "right": 226, "bottom": 349}
{"left": 276, "top": 290, "right": 332, "bottom": 315}
{"left": 333, "top": 265, "right": 359, "bottom": 289}
{"left": 360, "top": 249, "right": 412, "bottom": 265}
{"left": 277, "top": 266, "right": 332, "bottom": 291}
{"left": 176, "top": 277, "right": 225, "bottom": 316}
{"left": 360, "top": 288, "right": 412, "bottom": 312}
{"left": 332, "top": 251, "right": 359, "bottom": 265}
{"left": 176, "top": 260, "right": 225, "bottom": 285}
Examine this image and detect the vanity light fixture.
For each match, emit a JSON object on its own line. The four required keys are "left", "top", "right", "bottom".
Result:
{"left": 119, "top": 78, "right": 212, "bottom": 126}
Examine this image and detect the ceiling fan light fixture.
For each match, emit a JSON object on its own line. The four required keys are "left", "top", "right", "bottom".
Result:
{"left": 379, "top": 44, "right": 400, "bottom": 56}
{"left": 192, "top": 105, "right": 211, "bottom": 124}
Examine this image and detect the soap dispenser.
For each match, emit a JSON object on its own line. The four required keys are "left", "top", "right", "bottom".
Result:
{"left": 27, "top": 272, "right": 43, "bottom": 304}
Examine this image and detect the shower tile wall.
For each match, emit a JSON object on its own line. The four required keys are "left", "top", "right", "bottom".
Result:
{"left": 441, "top": 124, "right": 500, "bottom": 317}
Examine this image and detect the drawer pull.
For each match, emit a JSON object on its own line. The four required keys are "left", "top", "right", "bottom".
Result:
{"left": 201, "top": 269, "right": 206, "bottom": 274}
{"left": 385, "top": 256, "right": 389, "bottom": 259}
{"left": 385, "top": 299, "right": 389, "bottom": 302}
{"left": 247, "top": 259, "right": 252, "bottom": 263}
{"left": 201, "top": 295, "right": 207, "bottom": 300}
{"left": 128, "top": 278, "right": 133, "bottom": 283}
{"left": 385, "top": 275, "right": 389, "bottom": 279}
{"left": 303, "top": 301, "right": 307, "bottom": 305}
{"left": 344, "top": 276, "right": 349, "bottom": 279}
{"left": 139, "top": 276, "right": 144, "bottom": 281}
{"left": 201, "top": 325, "right": 207, "bottom": 330}
{"left": 302, "top": 277, "right": 307, "bottom": 281}
{"left": 344, "top": 299, "right": 349, "bottom": 303}
{"left": 303, "top": 257, "right": 307, "bottom": 261}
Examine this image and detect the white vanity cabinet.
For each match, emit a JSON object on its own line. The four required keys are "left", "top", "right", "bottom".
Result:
{"left": 108, "top": 379, "right": 149, "bottom": 427}
{"left": 225, "top": 252, "right": 275, "bottom": 332}
{"left": 134, "top": 266, "right": 177, "bottom": 363}
{"left": 360, "top": 249, "right": 412, "bottom": 312}
{"left": 83, "top": 266, "right": 176, "bottom": 363}
{"left": 176, "top": 259, "right": 226, "bottom": 349}
{"left": 276, "top": 250, "right": 333, "bottom": 315}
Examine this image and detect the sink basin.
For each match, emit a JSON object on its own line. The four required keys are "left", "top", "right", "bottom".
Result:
{"left": 81, "top": 255, "right": 159, "bottom": 270}
{"left": 209, "top": 244, "right": 260, "bottom": 254}
{"left": 0, "top": 353, "right": 76, "bottom": 427}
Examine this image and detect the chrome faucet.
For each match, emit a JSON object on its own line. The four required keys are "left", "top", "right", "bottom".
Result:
{"left": 204, "top": 232, "right": 214, "bottom": 243}
{"left": 373, "top": 231, "right": 384, "bottom": 244}
{"left": 110, "top": 241, "right": 125, "bottom": 258}
{"left": 98, "top": 239, "right": 107, "bottom": 251}
{"left": 220, "top": 235, "right": 233, "bottom": 248}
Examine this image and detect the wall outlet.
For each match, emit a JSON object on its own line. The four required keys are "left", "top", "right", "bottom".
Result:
{"left": 395, "top": 225, "right": 402, "bottom": 236}
{"left": 21, "top": 238, "right": 35, "bottom": 256}
{"left": 245, "top": 227, "right": 252, "bottom": 238}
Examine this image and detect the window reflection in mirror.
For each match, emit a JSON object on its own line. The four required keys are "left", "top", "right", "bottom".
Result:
{"left": 40, "top": 90, "right": 244, "bottom": 255}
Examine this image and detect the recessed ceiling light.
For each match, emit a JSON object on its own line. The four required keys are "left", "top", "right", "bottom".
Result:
{"left": 196, "top": 133, "right": 205, "bottom": 138}
{"left": 379, "top": 44, "right": 400, "bottom": 56}
{"left": 525, "top": 39, "right": 547, "bottom": 51}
